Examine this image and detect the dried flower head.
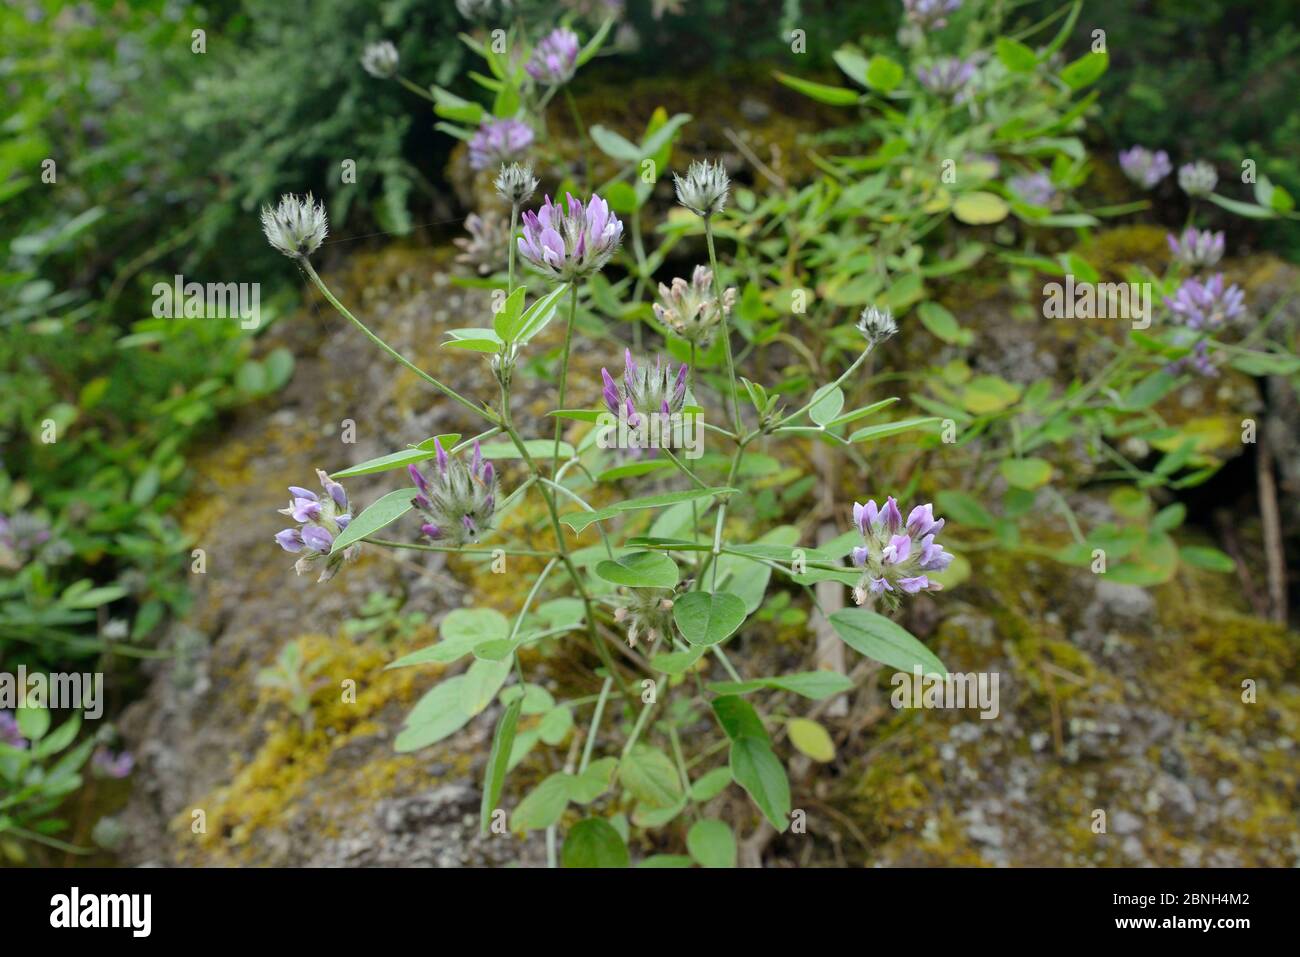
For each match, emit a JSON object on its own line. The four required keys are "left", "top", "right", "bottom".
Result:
{"left": 408, "top": 439, "right": 498, "bottom": 547}
{"left": 527, "top": 27, "right": 581, "bottom": 86}
{"left": 494, "top": 162, "right": 539, "bottom": 207}
{"left": 274, "top": 470, "right": 358, "bottom": 582}
{"left": 1167, "top": 227, "right": 1225, "bottom": 269}
{"left": 517, "top": 192, "right": 623, "bottom": 281}
{"left": 1117, "top": 146, "right": 1172, "bottom": 190}
{"left": 360, "top": 40, "right": 399, "bottom": 79}
{"left": 613, "top": 588, "right": 676, "bottom": 648}
{"left": 469, "top": 118, "right": 534, "bottom": 171}
{"left": 849, "top": 498, "right": 952, "bottom": 610}
{"left": 653, "top": 266, "right": 735, "bottom": 346}
{"left": 673, "top": 159, "right": 730, "bottom": 218}
{"left": 856, "top": 305, "right": 898, "bottom": 345}
{"left": 454, "top": 211, "right": 511, "bottom": 276}
{"left": 1164, "top": 273, "right": 1245, "bottom": 331}
{"left": 1178, "top": 160, "right": 1218, "bottom": 198}
{"left": 261, "top": 193, "right": 328, "bottom": 260}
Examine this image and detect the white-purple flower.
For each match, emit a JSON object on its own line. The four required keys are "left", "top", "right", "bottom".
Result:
{"left": 1165, "top": 339, "right": 1217, "bottom": 378}
{"left": 653, "top": 265, "right": 735, "bottom": 346}
{"left": 916, "top": 57, "right": 976, "bottom": 99}
{"left": 409, "top": 439, "right": 498, "bottom": 547}
{"left": 849, "top": 497, "right": 952, "bottom": 610}
{"left": 274, "top": 469, "right": 358, "bottom": 583}
{"left": 1008, "top": 171, "right": 1057, "bottom": 208}
{"left": 1118, "top": 146, "right": 1172, "bottom": 190}
{"left": 469, "top": 118, "right": 535, "bottom": 171}
{"left": 1164, "top": 273, "right": 1246, "bottom": 331}
{"left": 1178, "top": 160, "right": 1218, "bottom": 198}
{"left": 92, "top": 747, "right": 135, "bottom": 779}
{"left": 904, "top": 0, "right": 962, "bottom": 29}
{"left": 527, "top": 27, "right": 580, "bottom": 86}
{"left": 1167, "top": 227, "right": 1225, "bottom": 269}
{"left": 518, "top": 192, "right": 623, "bottom": 281}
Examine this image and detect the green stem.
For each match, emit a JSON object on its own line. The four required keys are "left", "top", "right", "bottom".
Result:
{"left": 578, "top": 677, "right": 613, "bottom": 774}
{"left": 553, "top": 283, "right": 580, "bottom": 475}
{"left": 507, "top": 203, "right": 519, "bottom": 295}
{"left": 705, "top": 219, "right": 743, "bottom": 434}
{"left": 396, "top": 75, "right": 436, "bottom": 103}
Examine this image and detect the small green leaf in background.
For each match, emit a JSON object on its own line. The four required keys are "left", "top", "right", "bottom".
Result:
{"left": 1000, "top": 458, "right": 1053, "bottom": 490}
{"left": 787, "top": 718, "right": 835, "bottom": 763}
{"left": 595, "top": 551, "right": 680, "bottom": 589}
{"left": 480, "top": 698, "right": 522, "bottom": 834}
{"left": 1179, "top": 545, "right": 1235, "bottom": 573}
{"left": 829, "top": 607, "right": 947, "bottom": 676}
{"left": 562, "top": 818, "right": 629, "bottom": 868}
{"left": 686, "top": 819, "right": 736, "bottom": 868}
{"left": 953, "top": 191, "right": 1010, "bottom": 225}
{"left": 996, "top": 37, "right": 1038, "bottom": 72}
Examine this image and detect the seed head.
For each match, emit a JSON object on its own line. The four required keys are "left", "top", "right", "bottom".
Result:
{"left": 653, "top": 266, "right": 735, "bottom": 346}
{"left": 494, "top": 162, "right": 539, "bottom": 207}
{"left": 1178, "top": 160, "right": 1218, "bottom": 198}
{"left": 360, "top": 40, "right": 399, "bottom": 79}
{"left": 673, "top": 159, "right": 730, "bottom": 218}
{"left": 856, "top": 306, "right": 897, "bottom": 345}
{"left": 260, "top": 193, "right": 328, "bottom": 260}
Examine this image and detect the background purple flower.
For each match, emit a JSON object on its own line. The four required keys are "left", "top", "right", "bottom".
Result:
{"left": 518, "top": 192, "right": 623, "bottom": 281}
{"left": 849, "top": 497, "right": 953, "bottom": 610}
{"left": 0, "top": 710, "right": 26, "bottom": 750}
{"left": 1118, "top": 146, "right": 1172, "bottom": 189}
{"left": 1008, "top": 171, "right": 1057, "bottom": 208}
{"left": 527, "top": 27, "right": 580, "bottom": 86}
{"left": 916, "top": 57, "right": 976, "bottom": 98}
{"left": 92, "top": 747, "right": 135, "bottom": 779}
{"left": 904, "top": 0, "right": 962, "bottom": 30}
{"left": 469, "top": 118, "right": 534, "bottom": 171}
{"left": 1165, "top": 273, "right": 1245, "bottom": 330}
{"left": 1167, "top": 228, "right": 1225, "bottom": 268}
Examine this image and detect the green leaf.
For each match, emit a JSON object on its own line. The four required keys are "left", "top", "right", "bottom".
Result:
{"left": 561, "top": 487, "right": 736, "bottom": 532}
{"left": 331, "top": 435, "right": 461, "bottom": 478}
{"left": 935, "top": 490, "right": 993, "bottom": 528}
{"left": 638, "top": 854, "right": 694, "bottom": 868}
{"left": 575, "top": 16, "right": 614, "bottom": 67}
{"left": 673, "top": 591, "right": 748, "bottom": 646}
{"left": 516, "top": 284, "right": 572, "bottom": 344}
{"left": 687, "top": 819, "right": 736, "bottom": 868}
{"left": 1206, "top": 193, "right": 1277, "bottom": 220}
{"left": 787, "top": 718, "right": 835, "bottom": 762}
{"left": 562, "top": 818, "right": 629, "bottom": 868}
{"left": 707, "top": 670, "right": 854, "bottom": 701}
{"left": 711, "top": 695, "right": 769, "bottom": 743}
{"left": 510, "top": 773, "right": 572, "bottom": 831}
{"left": 1000, "top": 458, "right": 1053, "bottom": 490}
{"left": 690, "top": 767, "right": 733, "bottom": 802}
{"left": 650, "top": 646, "right": 706, "bottom": 676}
{"left": 330, "top": 488, "right": 414, "bottom": 553}
{"left": 480, "top": 698, "right": 522, "bottom": 834}
{"left": 773, "top": 71, "right": 859, "bottom": 105}
{"left": 996, "top": 37, "right": 1038, "bottom": 72}
{"left": 595, "top": 551, "right": 680, "bottom": 589}
{"left": 1179, "top": 545, "right": 1235, "bottom": 573}
{"left": 809, "top": 385, "right": 845, "bottom": 427}
{"left": 849, "top": 417, "right": 939, "bottom": 444}
{"left": 619, "top": 745, "right": 683, "bottom": 808}
{"left": 1059, "top": 50, "right": 1108, "bottom": 89}
{"left": 917, "top": 301, "right": 971, "bottom": 345}
{"left": 864, "top": 54, "right": 905, "bottom": 92}
{"left": 828, "top": 607, "right": 947, "bottom": 675}
{"left": 459, "top": 657, "right": 512, "bottom": 717}
{"left": 477, "top": 438, "right": 576, "bottom": 460}
{"left": 1152, "top": 503, "right": 1187, "bottom": 533}
{"left": 16, "top": 706, "right": 50, "bottom": 741}
{"left": 394, "top": 676, "right": 473, "bottom": 752}
{"left": 493, "top": 287, "right": 526, "bottom": 342}
{"left": 729, "top": 737, "right": 790, "bottom": 832}
{"left": 589, "top": 124, "right": 642, "bottom": 162}
{"left": 953, "top": 191, "right": 1010, "bottom": 225}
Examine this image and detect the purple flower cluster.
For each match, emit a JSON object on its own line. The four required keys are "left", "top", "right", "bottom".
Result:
{"left": 527, "top": 27, "right": 580, "bottom": 86}
{"left": 1165, "top": 339, "right": 1217, "bottom": 378}
{"left": 1167, "top": 227, "right": 1225, "bottom": 269}
{"left": 916, "top": 57, "right": 976, "bottom": 98}
{"left": 518, "top": 192, "right": 623, "bottom": 281}
{"left": 0, "top": 511, "right": 53, "bottom": 571}
{"left": 849, "top": 498, "right": 952, "bottom": 610}
{"left": 601, "top": 350, "right": 689, "bottom": 424}
{"left": 1008, "top": 171, "right": 1057, "bottom": 208}
{"left": 409, "top": 439, "right": 498, "bottom": 547}
{"left": 1164, "top": 273, "right": 1246, "bottom": 331}
{"left": 92, "top": 747, "right": 135, "bottom": 779}
{"left": 904, "top": 0, "right": 962, "bottom": 29}
{"left": 0, "top": 710, "right": 25, "bottom": 750}
{"left": 469, "top": 118, "right": 534, "bottom": 171}
{"left": 1118, "top": 146, "right": 1172, "bottom": 190}
{"left": 274, "top": 470, "right": 358, "bottom": 583}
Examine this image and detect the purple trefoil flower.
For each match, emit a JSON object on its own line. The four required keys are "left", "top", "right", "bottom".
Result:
{"left": 1118, "top": 146, "right": 1172, "bottom": 190}
{"left": 1008, "top": 171, "right": 1057, "bottom": 208}
{"left": 408, "top": 439, "right": 499, "bottom": 547}
{"left": 0, "top": 710, "right": 26, "bottom": 750}
{"left": 518, "top": 192, "right": 623, "bottom": 282}
{"left": 92, "top": 747, "right": 135, "bottom": 779}
{"left": 1167, "top": 228, "right": 1225, "bottom": 269}
{"left": 916, "top": 57, "right": 976, "bottom": 99}
{"left": 274, "top": 469, "right": 359, "bottom": 583}
{"left": 653, "top": 265, "right": 736, "bottom": 347}
{"left": 600, "top": 351, "right": 690, "bottom": 457}
{"left": 904, "top": 0, "right": 962, "bottom": 30}
{"left": 527, "top": 27, "right": 580, "bottom": 86}
{"left": 849, "top": 498, "right": 952, "bottom": 610}
{"left": 1165, "top": 273, "right": 1246, "bottom": 331}
{"left": 469, "top": 118, "right": 534, "bottom": 171}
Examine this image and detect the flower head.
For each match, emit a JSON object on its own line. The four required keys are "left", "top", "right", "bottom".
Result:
{"left": 0, "top": 511, "right": 54, "bottom": 572}
{"left": 1165, "top": 339, "right": 1217, "bottom": 378}
{"left": 848, "top": 498, "right": 952, "bottom": 610}
{"left": 0, "top": 710, "right": 25, "bottom": 750}
{"left": 915, "top": 57, "right": 976, "bottom": 99}
{"left": 494, "top": 162, "right": 538, "bottom": 207}
{"left": 454, "top": 211, "right": 510, "bottom": 276}
{"left": 260, "top": 193, "right": 328, "bottom": 259}
{"left": 408, "top": 439, "right": 498, "bottom": 547}
{"left": 673, "top": 159, "right": 730, "bottom": 218}
{"left": 469, "top": 119, "right": 534, "bottom": 171}
{"left": 904, "top": 0, "right": 962, "bottom": 30}
{"left": 1178, "top": 160, "right": 1218, "bottom": 198}
{"left": 612, "top": 588, "right": 676, "bottom": 648}
{"left": 653, "top": 266, "right": 735, "bottom": 346}
{"left": 1167, "top": 227, "right": 1225, "bottom": 269}
{"left": 360, "top": 40, "right": 399, "bottom": 79}
{"left": 92, "top": 747, "right": 135, "bottom": 779}
{"left": 274, "top": 469, "right": 358, "bottom": 582}
{"left": 1164, "top": 273, "right": 1245, "bottom": 331}
{"left": 518, "top": 192, "right": 623, "bottom": 281}
{"left": 1117, "top": 146, "right": 1172, "bottom": 190}
{"left": 602, "top": 350, "right": 689, "bottom": 423}
{"left": 456, "top": 0, "right": 512, "bottom": 20}
{"left": 1008, "top": 171, "right": 1057, "bottom": 208}
{"left": 856, "top": 305, "right": 898, "bottom": 345}
{"left": 527, "top": 27, "right": 581, "bottom": 86}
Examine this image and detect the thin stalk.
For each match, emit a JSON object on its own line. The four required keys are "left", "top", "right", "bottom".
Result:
{"left": 552, "top": 283, "right": 580, "bottom": 475}
{"left": 705, "top": 219, "right": 743, "bottom": 434}
{"left": 578, "top": 677, "right": 613, "bottom": 774}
